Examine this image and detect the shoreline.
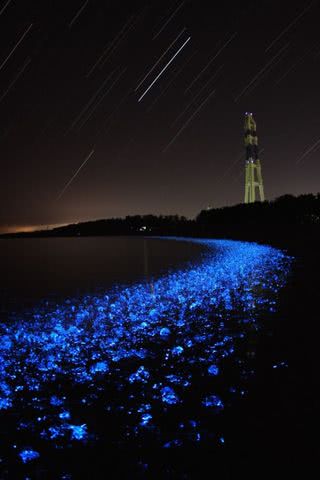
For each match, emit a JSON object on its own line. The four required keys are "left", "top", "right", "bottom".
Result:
{"left": 0, "top": 238, "right": 292, "bottom": 478}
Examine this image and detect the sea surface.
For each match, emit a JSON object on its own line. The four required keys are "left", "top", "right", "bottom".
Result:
{"left": 0, "top": 237, "right": 291, "bottom": 479}
{"left": 0, "top": 237, "right": 204, "bottom": 318}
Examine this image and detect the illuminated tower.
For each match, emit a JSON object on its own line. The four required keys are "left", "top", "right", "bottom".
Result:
{"left": 244, "top": 113, "right": 265, "bottom": 203}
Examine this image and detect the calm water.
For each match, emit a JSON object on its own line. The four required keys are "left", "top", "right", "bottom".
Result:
{"left": 0, "top": 237, "right": 204, "bottom": 317}
{"left": 0, "top": 237, "right": 291, "bottom": 479}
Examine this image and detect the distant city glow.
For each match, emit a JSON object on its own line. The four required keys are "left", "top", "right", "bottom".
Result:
{"left": 0, "top": 223, "right": 67, "bottom": 234}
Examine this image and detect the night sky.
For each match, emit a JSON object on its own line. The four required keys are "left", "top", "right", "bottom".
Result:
{"left": 1, "top": 0, "right": 320, "bottom": 233}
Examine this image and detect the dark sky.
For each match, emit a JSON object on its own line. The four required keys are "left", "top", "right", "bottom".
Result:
{"left": 0, "top": 0, "right": 319, "bottom": 232}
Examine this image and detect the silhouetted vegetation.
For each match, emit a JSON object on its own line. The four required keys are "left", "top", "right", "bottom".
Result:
{"left": 198, "top": 193, "right": 320, "bottom": 227}
{"left": 0, "top": 215, "right": 193, "bottom": 238}
{"left": 2, "top": 193, "right": 320, "bottom": 251}
{"left": 196, "top": 193, "right": 320, "bottom": 248}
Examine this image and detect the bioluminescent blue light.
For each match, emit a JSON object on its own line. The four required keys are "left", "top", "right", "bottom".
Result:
{"left": 160, "top": 327, "right": 171, "bottom": 337}
{"left": 161, "top": 386, "right": 180, "bottom": 405}
{"left": 272, "top": 361, "right": 288, "bottom": 369}
{"left": 129, "top": 365, "right": 150, "bottom": 383}
{"left": 59, "top": 411, "right": 71, "bottom": 420}
{"left": 90, "top": 361, "right": 109, "bottom": 374}
{"left": 140, "top": 413, "right": 153, "bottom": 426}
{"left": 171, "top": 345, "right": 184, "bottom": 356}
{"left": 19, "top": 449, "right": 40, "bottom": 463}
{"left": 163, "top": 439, "right": 183, "bottom": 448}
{"left": 69, "top": 424, "right": 87, "bottom": 441}
{"left": 208, "top": 365, "right": 219, "bottom": 376}
{"left": 50, "top": 396, "right": 64, "bottom": 407}
{"left": 202, "top": 395, "right": 224, "bottom": 409}
{"left": 0, "top": 238, "right": 291, "bottom": 468}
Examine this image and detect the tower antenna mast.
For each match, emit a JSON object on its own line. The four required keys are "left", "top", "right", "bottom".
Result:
{"left": 244, "top": 113, "right": 265, "bottom": 203}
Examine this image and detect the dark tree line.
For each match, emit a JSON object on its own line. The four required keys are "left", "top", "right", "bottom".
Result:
{"left": 197, "top": 193, "right": 320, "bottom": 227}
{"left": 196, "top": 193, "right": 320, "bottom": 249}
{"left": 2, "top": 193, "right": 320, "bottom": 250}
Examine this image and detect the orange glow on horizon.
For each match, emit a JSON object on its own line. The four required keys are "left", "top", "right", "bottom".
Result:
{"left": 0, "top": 224, "right": 67, "bottom": 234}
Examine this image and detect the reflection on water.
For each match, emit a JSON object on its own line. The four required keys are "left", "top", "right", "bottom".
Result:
{"left": 0, "top": 238, "right": 291, "bottom": 478}
{"left": 0, "top": 236, "right": 204, "bottom": 316}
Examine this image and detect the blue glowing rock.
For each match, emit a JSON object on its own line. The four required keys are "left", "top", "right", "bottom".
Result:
{"left": 50, "top": 395, "right": 64, "bottom": 407}
{"left": 202, "top": 395, "right": 224, "bottom": 409}
{"left": 163, "top": 439, "right": 183, "bottom": 448}
{"left": 171, "top": 346, "right": 184, "bottom": 356}
{"left": 68, "top": 424, "right": 87, "bottom": 441}
{"left": 90, "top": 361, "right": 109, "bottom": 374}
{"left": 76, "top": 311, "right": 89, "bottom": 321}
{"left": 149, "top": 308, "right": 158, "bottom": 319}
{"left": 137, "top": 403, "right": 151, "bottom": 414}
{"left": 189, "top": 302, "right": 199, "bottom": 310}
{"left": 129, "top": 366, "right": 150, "bottom": 384}
{"left": 166, "top": 374, "right": 190, "bottom": 387}
{"left": 48, "top": 425, "right": 65, "bottom": 439}
{"left": 59, "top": 411, "right": 71, "bottom": 420}
{"left": 140, "top": 413, "right": 152, "bottom": 426}
{"left": 0, "top": 398, "right": 12, "bottom": 410}
{"left": 1, "top": 335, "right": 12, "bottom": 350}
{"left": 272, "top": 361, "right": 288, "bottom": 369}
{"left": 160, "top": 327, "right": 171, "bottom": 338}
{"left": 19, "top": 449, "right": 40, "bottom": 463}
{"left": 208, "top": 364, "right": 219, "bottom": 376}
{"left": 166, "top": 374, "right": 180, "bottom": 384}
{"left": 161, "top": 386, "right": 179, "bottom": 405}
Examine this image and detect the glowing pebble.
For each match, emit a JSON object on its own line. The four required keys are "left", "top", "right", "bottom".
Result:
{"left": 208, "top": 365, "right": 219, "bottom": 376}
{"left": 19, "top": 449, "right": 40, "bottom": 463}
